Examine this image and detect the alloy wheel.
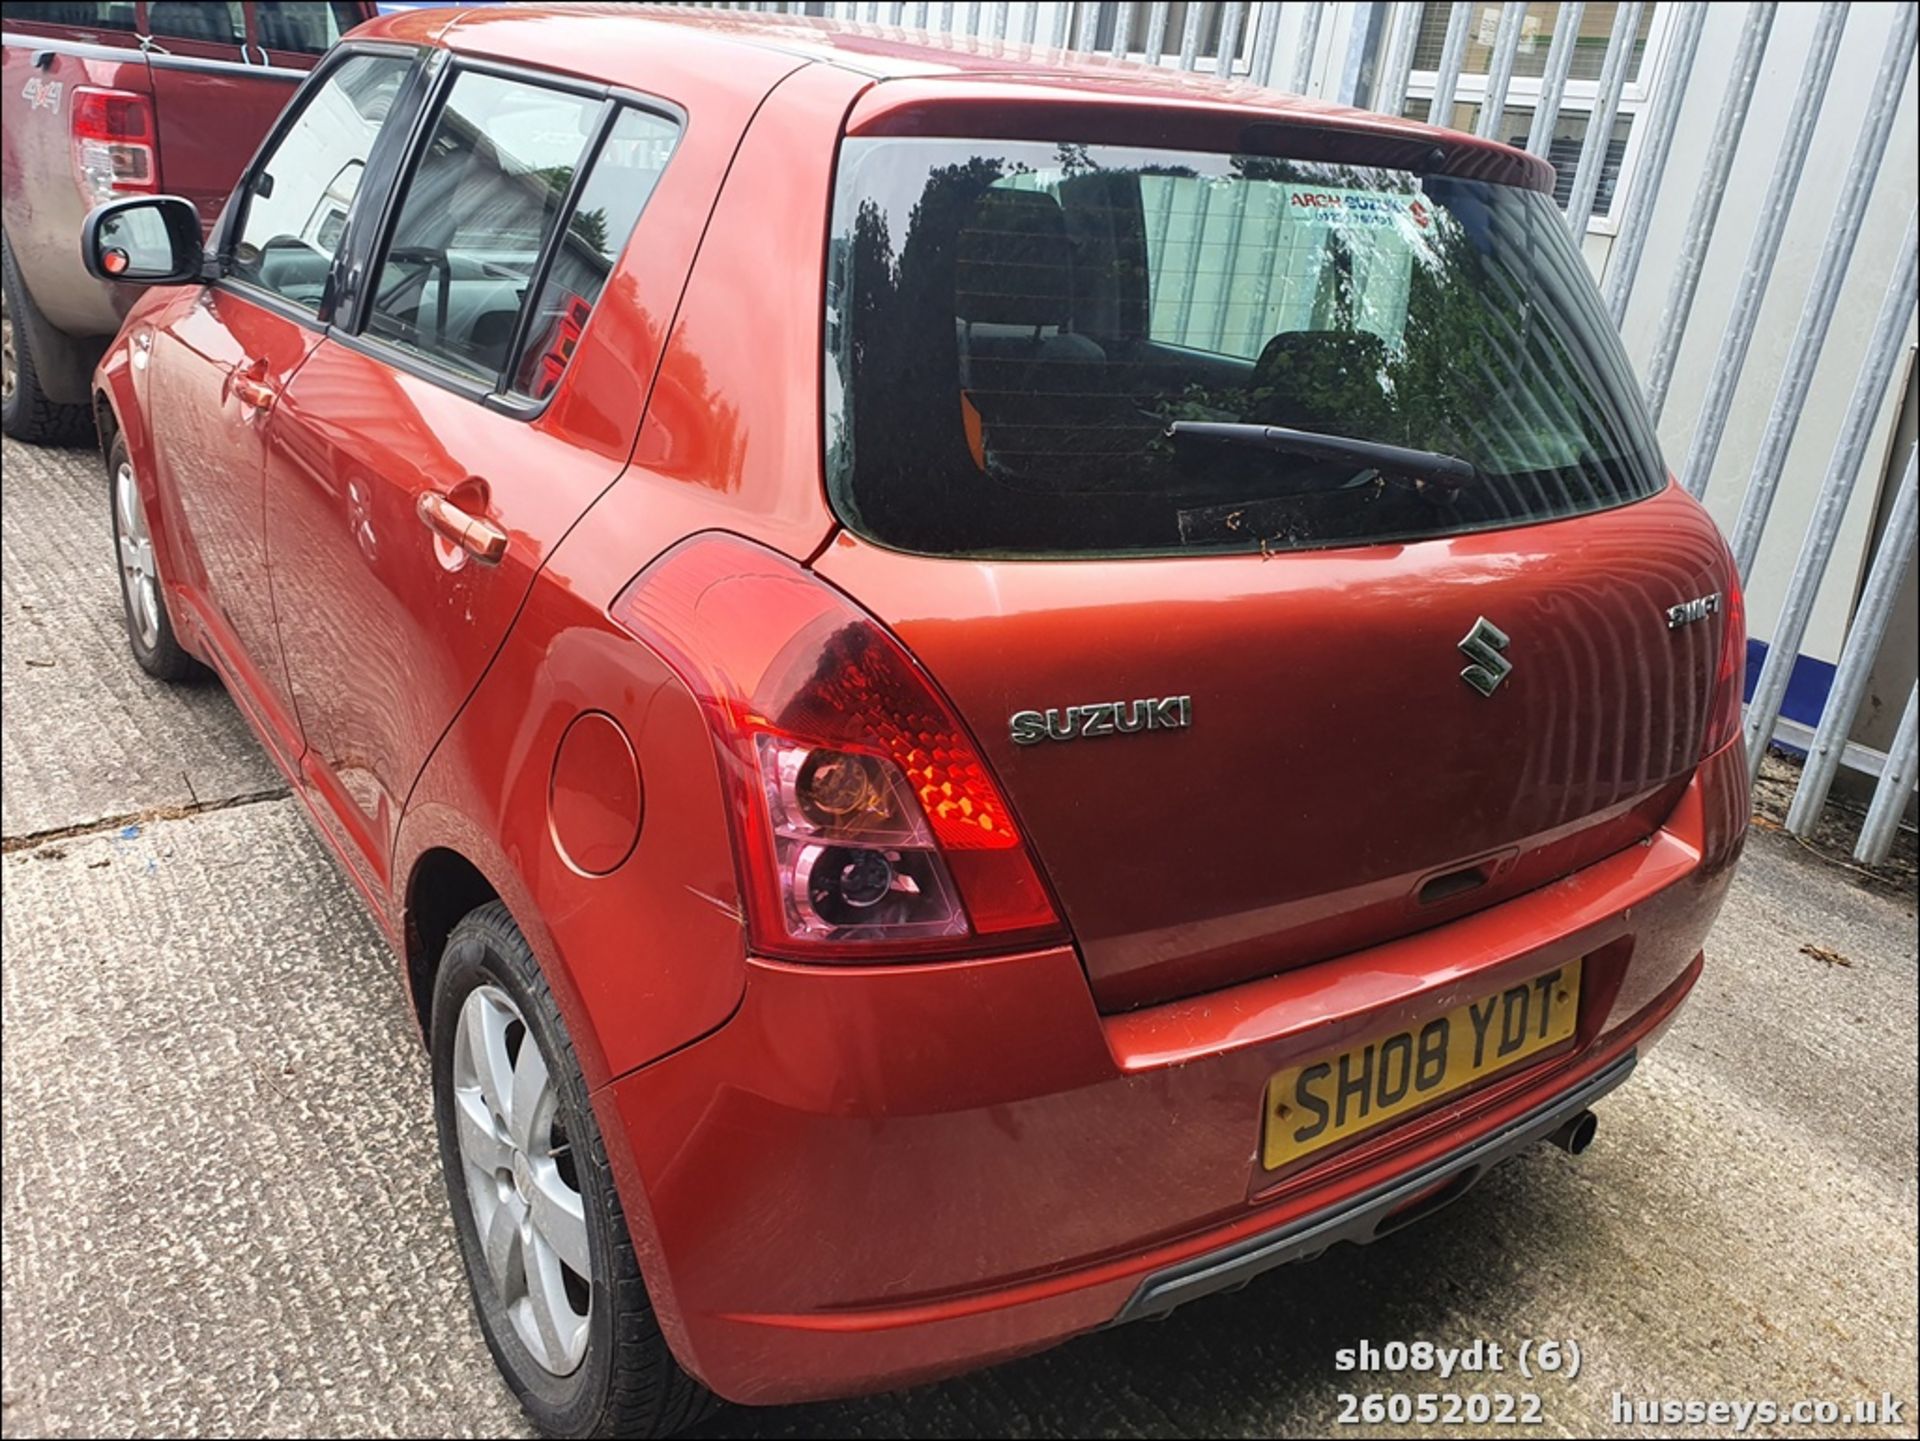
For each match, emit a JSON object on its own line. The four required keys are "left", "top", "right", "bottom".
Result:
{"left": 452, "top": 984, "right": 593, "bottom": 1376}
{"left": 114, "top": 460, "right": 161, "bottom": 651}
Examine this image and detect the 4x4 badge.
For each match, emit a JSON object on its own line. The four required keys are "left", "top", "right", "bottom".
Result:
{"left": 1459, "top": 617, "right": 1513, "bottom": 697}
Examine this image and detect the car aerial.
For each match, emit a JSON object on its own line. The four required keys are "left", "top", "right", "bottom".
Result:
{"left": 1, "top": 0, "right": 375, "bottom": 444}
{"left": 79, "top": 5, "right": 1750, "bottom": 1436}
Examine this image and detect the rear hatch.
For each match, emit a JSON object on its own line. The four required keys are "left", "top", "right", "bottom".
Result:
{"left": 816, "top": 123, "right": 1736, "bottom": 1011}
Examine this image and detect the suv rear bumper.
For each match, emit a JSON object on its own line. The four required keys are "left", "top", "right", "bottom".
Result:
{"left": 594, "top": 738, "right": 1745, "bottom": 1405}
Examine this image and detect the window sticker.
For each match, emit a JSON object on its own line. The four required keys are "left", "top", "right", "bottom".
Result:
{"left": 1280, "top": 184, "right": 1432, "bottom": 232}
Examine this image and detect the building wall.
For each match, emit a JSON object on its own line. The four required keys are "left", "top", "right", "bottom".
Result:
{"left": 1592, "top": 2, "right": 1917, "bottom": 673}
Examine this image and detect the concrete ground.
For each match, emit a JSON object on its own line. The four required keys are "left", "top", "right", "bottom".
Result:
{"left": 2, "top": 432, "right": 1915, "bottom": 1440}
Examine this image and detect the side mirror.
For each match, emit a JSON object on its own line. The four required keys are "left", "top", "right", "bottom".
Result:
{"left": 81, "top": 195, "right": 205, "bottom": 285}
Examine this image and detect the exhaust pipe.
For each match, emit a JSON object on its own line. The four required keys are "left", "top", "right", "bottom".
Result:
{"left": 1547, "top": 1109, "right": 1598, "bottom": 1156}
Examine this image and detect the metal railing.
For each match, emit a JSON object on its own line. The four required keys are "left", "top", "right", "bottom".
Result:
{"left": 709, "top": 0, "right": 1919, "bottom": 863}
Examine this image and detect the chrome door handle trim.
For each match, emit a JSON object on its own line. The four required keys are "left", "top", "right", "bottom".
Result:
{"left": 416, "top": 491, "right": 507, "bottom": 564}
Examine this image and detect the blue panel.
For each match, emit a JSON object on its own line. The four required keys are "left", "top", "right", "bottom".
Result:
{"left": 1744, "top": 638, "right": 1836, "bottom": 752}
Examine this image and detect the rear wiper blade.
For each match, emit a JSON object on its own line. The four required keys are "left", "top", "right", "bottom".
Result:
{"left": 1166, "top": 421, "right": 1477, "bottom": 485}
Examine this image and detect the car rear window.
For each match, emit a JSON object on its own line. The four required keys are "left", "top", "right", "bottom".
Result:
{"left": 5, "top": 2, "right": 136, "bottom": 30}
{"left": 823, "top": 137, "right": 1667, "bottom": 558}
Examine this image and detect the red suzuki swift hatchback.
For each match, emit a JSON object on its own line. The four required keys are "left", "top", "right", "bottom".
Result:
{"left": 82, "top": 5, "right": 1749, "bottom": 1436}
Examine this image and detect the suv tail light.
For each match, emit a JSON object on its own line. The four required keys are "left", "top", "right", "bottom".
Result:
{"left": 72, "top": 88, "right": 157, "bottom": 206}
{"left": 610, "top": 535, "right": 1065, "bottom": 960}
{"left": 1703, "top": 570, "right": 1746, "bottom": 756}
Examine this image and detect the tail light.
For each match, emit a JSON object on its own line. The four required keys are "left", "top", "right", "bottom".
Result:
{"left": 72, "top": 88, "right": 157, "bottom": 207}
{"left": 610, "top": 535, "right": 1065, "bottom": 960}
{"left": 1703, "top": 569, "right": 1746, "bottom": 756}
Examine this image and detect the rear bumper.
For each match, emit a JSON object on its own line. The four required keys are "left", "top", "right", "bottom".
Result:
{"left": 594, "top": 738, "right": 1745, "bottom": 1405}
{"left": 1116, "top": 1050, "right": 1637, "bottom": 1323}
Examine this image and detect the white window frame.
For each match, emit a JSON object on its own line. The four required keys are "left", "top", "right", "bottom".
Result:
{"left": 1071, "top": 2, "right": 1259, "bottom": 74}
{"left": 1401, "top": 3, "right": 1675, "bottom": 234}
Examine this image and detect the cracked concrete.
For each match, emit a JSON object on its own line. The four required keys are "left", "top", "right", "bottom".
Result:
{"left": 0, "top": 787, "right": 292, "bottom": 853}
{"left": 2, "top": 434, "right": 1916, "bottom": 1439}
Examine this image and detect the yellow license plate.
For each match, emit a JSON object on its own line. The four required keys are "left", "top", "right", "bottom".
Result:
{"left": 1261, "top": 959, "right": 1581, "bottom": 1171}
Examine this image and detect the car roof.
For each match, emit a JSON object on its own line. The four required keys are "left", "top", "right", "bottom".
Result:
{"left": 351, "top": 5, "right": 1550, "bottom": 188}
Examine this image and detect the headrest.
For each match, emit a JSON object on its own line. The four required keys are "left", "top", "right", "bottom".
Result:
{"left": 1251, "top": 329, "right": 1389, "bottom": 382}
{"left": 954, "top": 188, "right": 1075, "bottom": 329}
{"left": 1247, "top": 329, "right": 1393, "bottom": 429}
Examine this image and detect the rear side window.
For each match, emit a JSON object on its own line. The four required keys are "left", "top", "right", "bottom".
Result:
{"left": 252, "top": 2, "right": 366, "bottom": 57}
{"left": 361, "top": 71, "right": 678, "bottom": 400}
{"left": 509, "top": 107, "right": 679, "bottom": 400}
{"left": 364, "top": 71, "right": 602, "bottom": 383}
{"left": 5, "top": 2, "right": 136, "bottom": 30}
{"left": 824, "top": 138, "right": 1666, "bottom": 558}
{"left": 144, "top": 2, "right": 242, "bottom": 44}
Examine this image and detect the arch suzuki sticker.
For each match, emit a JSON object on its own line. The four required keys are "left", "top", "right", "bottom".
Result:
{"left": 1284, "top": 184, "right": 1431, "bottom": 229}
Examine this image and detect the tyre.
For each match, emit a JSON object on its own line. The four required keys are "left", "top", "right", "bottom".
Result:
{"left": 107, "top": 436, "right": 199, "bottom": 681}
{"left": 1, "top": 236, "right": 93, "bottom": 446}
{"left": 431, "top": 902, "right": 717, "bottom": 1439}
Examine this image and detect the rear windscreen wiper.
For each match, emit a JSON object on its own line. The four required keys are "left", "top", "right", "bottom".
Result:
{"left": 1166, "top": 421, "right": 1477, "bottom": 485}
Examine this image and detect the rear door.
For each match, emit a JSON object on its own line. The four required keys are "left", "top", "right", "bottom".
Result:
{"left": 816, "top": 130, "right": 1740, "bottom": 1011}
{"left": 259, "top": 64, "right": 688, "bottom": 895}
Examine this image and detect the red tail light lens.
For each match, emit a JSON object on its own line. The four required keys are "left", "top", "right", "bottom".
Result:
{"left": 71, "top": 88, "right": 157, "bottom": 206}
{"left": 610, "top": 535, "right": 1064, "bottom": 959}
{"left": 1703, "top": 570, "right": 1746, "bottom": 756}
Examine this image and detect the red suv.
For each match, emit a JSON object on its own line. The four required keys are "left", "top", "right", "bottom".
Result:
{"left": 81, "top": 7, "right": 1750, "bottom": 1436}
{"left": 1, "top": 0, "right": 374, "bottom": 442}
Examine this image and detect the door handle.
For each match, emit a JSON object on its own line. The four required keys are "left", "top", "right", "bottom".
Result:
{"left": 232, "top": 375, "right": 277, "bottom": 413}
{"left": 417, "top": 491, "right": 507, "bottom": 565}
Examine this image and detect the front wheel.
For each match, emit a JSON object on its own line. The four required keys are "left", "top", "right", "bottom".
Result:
{"left": 431, "top": 902, "right": 716, "bottom": 1438}
{"left": 107, "top": 436, "right": 199, "bottom": 681}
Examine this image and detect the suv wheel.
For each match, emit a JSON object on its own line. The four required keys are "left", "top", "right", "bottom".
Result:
{"left": 431, "top": 902, "right": 717, "bottom": 1439}
{"left": 1, "top": 236, "right": 93, "bottom": 446}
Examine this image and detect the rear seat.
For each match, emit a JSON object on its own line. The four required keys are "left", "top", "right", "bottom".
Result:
{"left": 953, "top": 188, "right": 1107, "bottom": 474}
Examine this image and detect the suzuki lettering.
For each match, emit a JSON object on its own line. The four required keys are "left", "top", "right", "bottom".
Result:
{"left": 1008, "top": 696, "right": 1193, "bottom": 745}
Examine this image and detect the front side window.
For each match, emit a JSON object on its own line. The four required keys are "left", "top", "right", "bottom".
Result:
{"left": 363, "top": 71, "right": 601, "bottom": 382}
{"left": 825, "top": 137, "right": 1665, "bottom": 558}
{"left": 229, "top": 51, "right": 411, "bottom": 311}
